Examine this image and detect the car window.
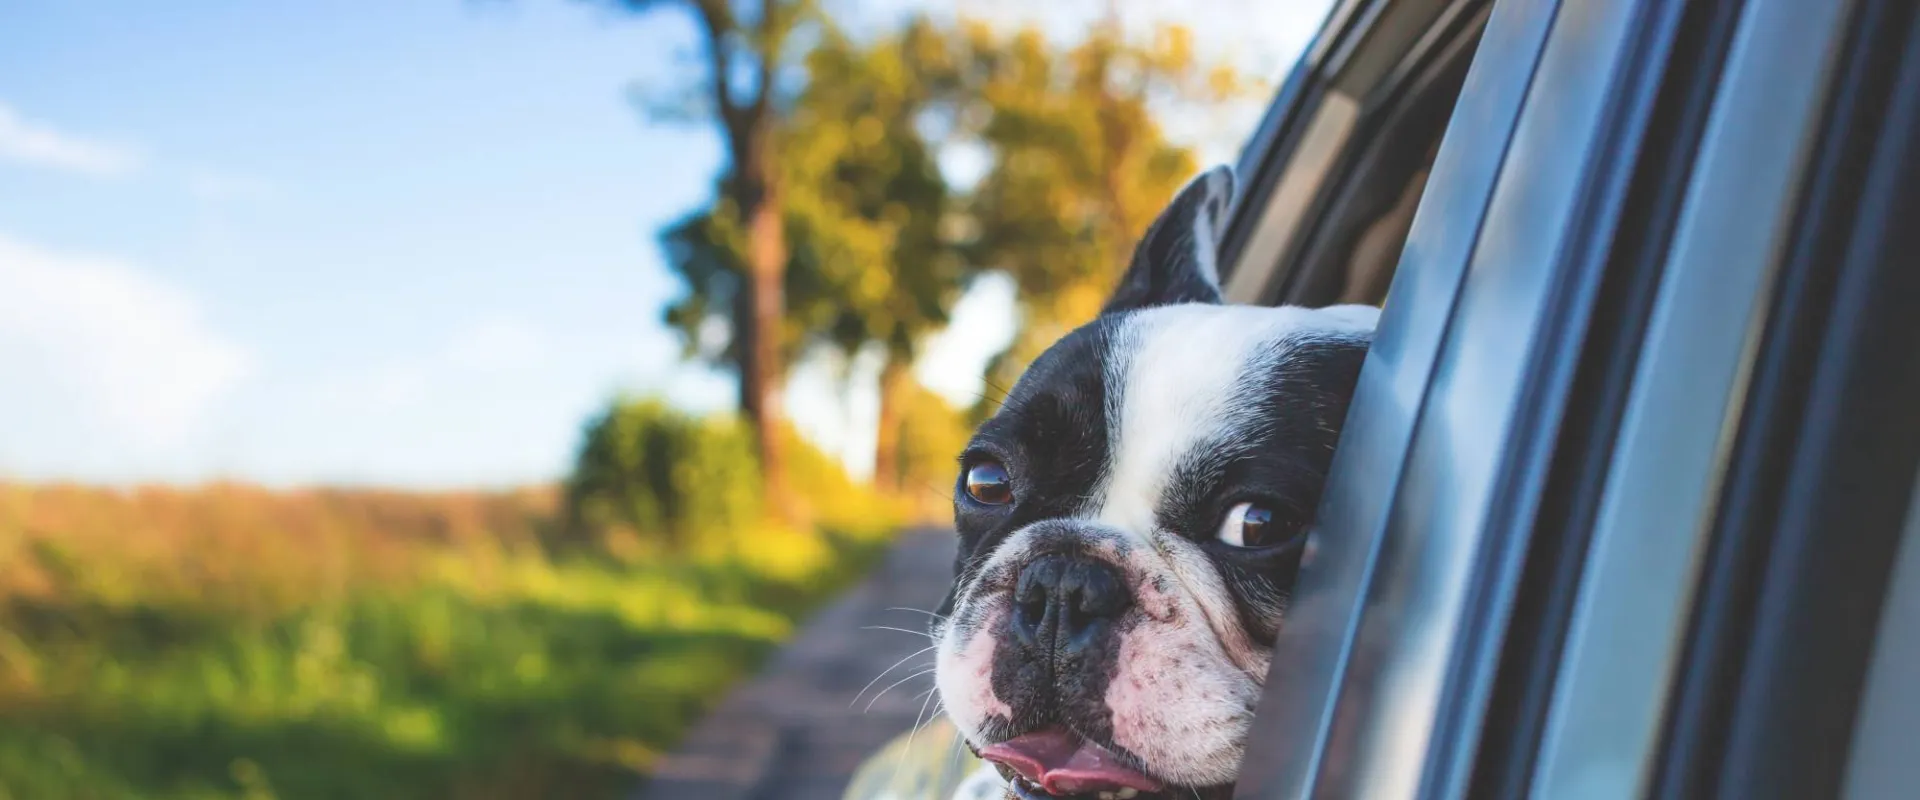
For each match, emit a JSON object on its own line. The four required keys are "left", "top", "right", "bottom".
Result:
{"left": 1219, "top": 0, "right": 1489, "bottom": 309}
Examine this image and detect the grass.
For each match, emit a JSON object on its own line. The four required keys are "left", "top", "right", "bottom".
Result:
{"left": 0, "top": 483, "right": 901, "bottom": 800}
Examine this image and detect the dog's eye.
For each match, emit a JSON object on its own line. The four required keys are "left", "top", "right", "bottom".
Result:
{"left": 963, "top": 461, "right": 1014, "bottom": 505}
{"left": 1217, "top": 501, "right": 1283, "bottom": 547}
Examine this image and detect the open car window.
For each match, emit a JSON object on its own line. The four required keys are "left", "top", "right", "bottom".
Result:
{"left": 1219, "top": 0, "right": 1489, "bottom": 310}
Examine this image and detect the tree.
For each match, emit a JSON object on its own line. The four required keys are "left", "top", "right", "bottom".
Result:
{"left": 782, "top": 19, "right": 970, "bottom": 492}
{"left": 663, "top": 17, "right": 975, "bottom": 495}
{"left": 955, "top": 20, "right": 1253, "bottom": 416}
{"left": 598, "top": 0, "right": 817, "bottom": 516}
{"left": 623, "top": 7, "right": 1250, "bottom": 499}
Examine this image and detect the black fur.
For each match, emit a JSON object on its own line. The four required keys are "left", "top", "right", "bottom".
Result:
{"left": 1102, "top": 165, "right": 1234, "bottom": 314}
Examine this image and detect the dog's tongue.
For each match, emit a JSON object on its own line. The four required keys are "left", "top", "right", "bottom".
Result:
{"left": 980, "top": 729, "right": 1164, "bottom": 795}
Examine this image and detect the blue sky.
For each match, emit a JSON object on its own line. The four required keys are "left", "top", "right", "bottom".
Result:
{"left": 0, "top": 0, "right": 1329, "bottom": 488}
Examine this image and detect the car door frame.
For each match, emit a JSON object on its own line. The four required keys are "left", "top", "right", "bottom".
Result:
{"left": 1221, "top": 0, "right": 1918, "bottom": 797}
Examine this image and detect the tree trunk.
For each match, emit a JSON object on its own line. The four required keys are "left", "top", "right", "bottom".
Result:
{"left": 872, "top": 354, "right": 912, "bottom": 494}
{"left": 741, "top": 183, "right": 791, "bottom": 520}
{"left": 687, "top": 0, "right": 796, "bottom": 523}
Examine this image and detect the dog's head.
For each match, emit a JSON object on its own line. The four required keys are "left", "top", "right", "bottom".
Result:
{"left": 932, "top": 166, "right": 1378, "bottom": 800}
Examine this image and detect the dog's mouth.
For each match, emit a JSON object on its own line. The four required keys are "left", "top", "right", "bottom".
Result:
{"left": 980, "top": 728, "right": 1170, "bottom": 800}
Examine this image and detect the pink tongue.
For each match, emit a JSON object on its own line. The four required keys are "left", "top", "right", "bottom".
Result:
{"left": 979, "top": 729, "right": 1165, "bottom": 795}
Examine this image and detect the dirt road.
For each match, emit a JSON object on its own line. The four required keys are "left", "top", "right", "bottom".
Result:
{"left": 637, "top": 528, "right": 958, "bottom": 800}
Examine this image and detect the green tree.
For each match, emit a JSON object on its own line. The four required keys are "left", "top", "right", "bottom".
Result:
{"left": 629, "top": 10, "right": 1249, "bottom": 495}
{"left": 784, "top": 19, "right": 971, "bottom": 493}
{"left": 595, "top": 0, "right": 817, "bottom": 516}
{"left": 957, "top": 21, "right": 1252, "bottom": 415}
{"left": 664, "top": 17, "right": 975, "bottom": 495}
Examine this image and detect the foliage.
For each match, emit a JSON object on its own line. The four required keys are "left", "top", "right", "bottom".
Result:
{"left": 659, "top": 17, "right": 968, "bottom": 364}
{"left": 0, "top": 482, "right": 897, "bottom": 800}
{"left": 956, "top": 21, "right": 1252, "bottom": 414}
{"left": 778, "top": 18, "right": 970, "bottom": 365}
{"left": 593, "top": 0, "right": 827, "bottom": 514}
{"left": 660, "top": 17, "right": 1255, "bottom": 430}
{"left": 562, "top": 396, "right": 908, "bottom": 553}
{"left": 660, "top": 16, "right": 978, "bottom": 490}
{"left": 0, "top": 484, "right": 553, "bottom": 614}
{"left": 882, "top": 383, "right": 973, "bottom": 519}
{"left": 563, "top": 398, "right": 761, "bottom": 556}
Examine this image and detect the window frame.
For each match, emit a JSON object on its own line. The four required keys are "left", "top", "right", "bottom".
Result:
{"left": 1643, "top": 1, "right": 1920, "bottom": 796}
{"left": 1232, "top": 0, "right": 1568, "bottom": 792}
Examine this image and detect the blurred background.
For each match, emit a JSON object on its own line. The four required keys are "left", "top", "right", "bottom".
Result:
{"left": 0, "top": 1, "right": 1332, "bottom": 797}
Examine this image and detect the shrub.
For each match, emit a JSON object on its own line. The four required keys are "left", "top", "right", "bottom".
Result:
{"left": 562, "top": 398, "right": 761, "bottom": 556}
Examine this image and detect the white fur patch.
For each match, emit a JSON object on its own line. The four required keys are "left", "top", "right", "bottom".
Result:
{"left": 1096, "top": 303, "right": 1372, "bottom": 535}
{"left": 1103, "top": 537, "right": 1265, "bottom": 785}
{"left": 935, "top": 604, "right": 1013, "bottom": 734}
{"left": 1108, "top": 617, "right": 1260, "bottom": 785}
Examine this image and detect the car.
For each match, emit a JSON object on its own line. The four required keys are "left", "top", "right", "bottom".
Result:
{"left": 1217, "top": 0, "right": 1920, "bottom": 797}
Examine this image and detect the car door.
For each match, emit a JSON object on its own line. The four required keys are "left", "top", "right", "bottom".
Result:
{"left": 1219, "top": 0, "right": 1920, "bottom": 797}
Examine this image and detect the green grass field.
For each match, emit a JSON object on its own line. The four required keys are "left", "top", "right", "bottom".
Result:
{"left": 0, "top": 484, "right": 898, "bottom": 800}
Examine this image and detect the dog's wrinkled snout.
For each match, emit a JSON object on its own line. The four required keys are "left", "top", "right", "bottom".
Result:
{"left": 1012, "top": 555, "right": 1131, "bottom": 655}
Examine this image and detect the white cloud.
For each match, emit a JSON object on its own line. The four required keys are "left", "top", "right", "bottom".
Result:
{"left": 0, "top": 101, "right": 143, "bottom": 177}
{"left": 0, "top": 233, "right": 250, "bottom": 452}
{"left": 0, "top": 101, "right": 272, "bottom": 200}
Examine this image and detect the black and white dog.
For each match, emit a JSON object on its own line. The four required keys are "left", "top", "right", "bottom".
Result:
{"left": 932, "top": 166, "right": 1378, "bottom": 800}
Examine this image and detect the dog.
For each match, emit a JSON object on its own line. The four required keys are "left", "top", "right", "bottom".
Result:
{"left": 930, "top": 165, "right": 1379, "bottom": 800}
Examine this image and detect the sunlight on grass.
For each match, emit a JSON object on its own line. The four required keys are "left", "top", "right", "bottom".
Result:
{"left": 0, "top": 484, "right": 903, "bottom": 800}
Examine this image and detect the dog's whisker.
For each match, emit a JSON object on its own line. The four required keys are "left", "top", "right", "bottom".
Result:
{"left": 915, "top": 698, "right": 943, "bottom": 733}
{"left": 888, "top": 674, "right": 944, "bottom": 789}
{"left": 864, "top": 667, "right": 937, "bottom": 713}
{"left": 861, "top": 624, "right": 936, "bottom": 640}
{"left": 885, "top": 606, "right": 947, "bottom": 621}
{"left": 943, "top": 713, "right": 966, "bottom": 785}
{"left": 972, "top": 382, "right": 1011, "bottom": 402}
{"left": 913, "top": 699, "right": 946, "bottom": 738}
{"left": 920, "top": 480, "right": 957, "bottom": 506}
{"left": 850, "top": 644, "right": 937, "bottom": 709}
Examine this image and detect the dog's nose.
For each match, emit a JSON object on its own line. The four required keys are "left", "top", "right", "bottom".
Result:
{"left": 1012, "top": 555, "right": 1132, "bottom": 654}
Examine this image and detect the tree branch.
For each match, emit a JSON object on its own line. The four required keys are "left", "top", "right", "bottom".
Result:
{"left": 693, "top": 0, "right": 742, "bottom": 137}
{"left": 747, "top": 0, "right": 780, "bottom": 127}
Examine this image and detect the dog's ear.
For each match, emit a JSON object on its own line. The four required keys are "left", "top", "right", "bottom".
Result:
{"left": 1103, "top": 165, "right": 1236, "bottom": 314}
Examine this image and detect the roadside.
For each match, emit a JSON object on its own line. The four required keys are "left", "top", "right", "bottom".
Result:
{"left": 638, "top": 527, "right": 959, "bottom": 800}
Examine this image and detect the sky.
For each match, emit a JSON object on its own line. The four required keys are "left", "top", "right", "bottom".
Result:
{"left": 0, "top": 0, "right": 1332, "bottom": 488}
